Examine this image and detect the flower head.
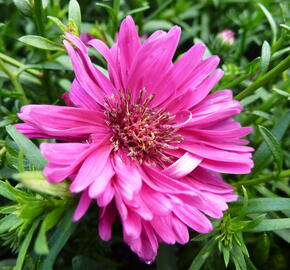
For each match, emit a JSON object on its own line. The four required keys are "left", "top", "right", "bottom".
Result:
{"left": 16, "top": 16, "right": 253, "bottom": 262}
{"left": 218, "top": 29, "right": 235, "bottom": 46}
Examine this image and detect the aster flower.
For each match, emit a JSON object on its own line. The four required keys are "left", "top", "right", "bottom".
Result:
{"left": 16, "top": 16, "right": 253, "bottom": 262}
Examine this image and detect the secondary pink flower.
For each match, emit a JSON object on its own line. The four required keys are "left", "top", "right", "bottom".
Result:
{"left": 218, "top": 29, "right": 235, "bottom": 45}
{"left": 16, "top": 16, "right": 253, "bottom": 262}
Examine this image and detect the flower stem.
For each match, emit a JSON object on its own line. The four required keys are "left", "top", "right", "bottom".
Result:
{"left": 234, "top": 169, "right": 290, "bottom": 186}
{"left": 33, "top": 0, "right": 45, "bottom": 36}
{"left": 0, "top": 58, "right": 28, "bottom": 104}
{"left": 235, "top": 54, "right": 290, "bottom": 100}
{"left": 0, "top": 53, "right": 42, "bottom": 78}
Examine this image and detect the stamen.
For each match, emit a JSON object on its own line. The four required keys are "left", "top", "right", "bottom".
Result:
{"left": 104, "top": 89, "right": 183, "bottom": 166}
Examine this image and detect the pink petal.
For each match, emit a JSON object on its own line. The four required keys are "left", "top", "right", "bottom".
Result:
{"left": 172, "top": 110, "right": 192, "bottom": 128}
{"left": 70, "top": 144, "right": 112, "bottom": 193}
{"left": 63, "top": 39, "right": 106, "bottom": 105}
{"left": 181, "top": 142, "right": 252, "bottom": 163}
{"left": 73, "top": 189, "right": 91, "bottom": 221}
{"left": 165, "top": 69, "right": 224, "bottom": 114}
{"left": 41, "top": 142, "right": 96, "bottom": 183}
{"left": 88, "top": 159, "right": 115, "bottom": 198}
{"left": 122, "top": 210, "right": 142, "bottom": 240}
{"left": 113, "top": 153, "right": 142, "bottom": 200}
{"left": 88, "top": 39, "right": 123, "bottom": 91}
{"left": 117, "top": 15, "right": 141, "bottom": 87}
{"left": 200, "top": 159, "right": 253, "bottom": 174}
{"left": 99, "top": 202, "right": 117, "bottom": 241}
{"left": 151, "top": 216, "right": 176, "bottom": 244}
{"left": 65, "top": 33, "right": 117, "bottom": 97}
{"left": 18, "top": 105, "right": 108, "bottom": 140}
{"left": 152, "top": 43, "right": 206, "bottom": 106}
{"left": 127, "top": 26, "right": 181, "bottom": 101}
{"left": 140, "top": 185, "right": 173, "bottom": 216}
{"left": 174, "top": 205, "right": 213, "bottom": 233}
{"left": 163, "top": 152, "right": 202, "bottom": 178}
{"left": 143, "top": 165, "right": 197, "bottom": 196}
{"left": 171, "top": 215, "right": 189, "bottom": 244}
{"left": 96, "top": 181, "right": 115, "bottom": 207}
{"left": 68, "top": 79, "right": 100, "bottom": 110}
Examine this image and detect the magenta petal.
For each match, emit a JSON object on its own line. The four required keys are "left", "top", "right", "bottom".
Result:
{"left": 88, "top": 39, "right": 122, "bottom": 91}
{"left": 200, "top": 159, "right": 253, "bottom": 174}
{"left": 73, "top": 189, "right": 91, "bottom": 222}
{"left": 18, "top": 105, "right": 107, "bottom": 140}
{"left": 117, "top": 16, "right": 141, "bottom": 86}
{"left": 70, "top": 144, "right": 112, "bottom": 193}
{"left": 41, "top": 142, "right": 94, "bottom": 183}
{"left": 14, "top": 123, "right": 68, "bottom": 140}
{"left": 151, "top": 216, "right": 176, "bottom": 244}
{"left": 96, "top": 182, "right": 115, "bottom": 207}
{"left": 113, "top": 154, "right": 142, "bottom": 200}
{"left": 69, "top": 79, "right": 100, "bottom": 110}
{"left": 152, "top": 43, "right": 206, "bottom": 106}
{"left": 127, "top": 26, "right": 181, "bottom": 101}
{"left": 65, "top": 33, "right": 117, "bottom": 96}
{"left": 171, "top": 215, "right": 189, "bottom": 244}
{"left": 88, "top": 159, "right": 115, "bottom": 198}
{"left": 141, "top": 186, "right": 173, "bottom": 216}
{"left": 174, "top": 205, "right": 213, "bottom": 233}
{"left": 172, "top": 110, "right": 192, "bottom": 128}
{"left": 163, "top": 152, "right": 202, "bottom": 178}
{"left": 63, "top": 39, "right": 106, "bottom": 105}
{"left": 122, "top": 210, "right": 142, "bottom": 240}
{"left": 99, "top": 202, "right": 117, "bottom": 241}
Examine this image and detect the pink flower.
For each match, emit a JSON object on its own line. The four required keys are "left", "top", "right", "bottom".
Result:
{"left": 16, "top": 16, "right": 253, "bottom": 262}
{"left": 218, "top": 29, "right": 235, "bottom": 45}
{"left": 79, "top": 33, "right": 94, "bottom": 44}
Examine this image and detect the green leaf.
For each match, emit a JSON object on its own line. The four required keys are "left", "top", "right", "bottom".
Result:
{"left": 258, "top": 125, "right": 283, "bottom": 174}
{"left": 239, "top": 198, "right": 290, "bottom": 214}
{"left": 246, "top": 218, "right": 290, "bottom": 232}
{"left": 34, "top": 207, "right": 66, "bottom": 255}
{"left": 69, "top": 0, "right": 81, "bottom": 33}
{"left": 253, "top": 111, "right": 290, "bottom": 175}
{"left": 6, "top": 125, "right": 47, "bottom": 170}
{"left": 40, "top": 209, "right": 78, "bottom": 270}
{"left": 19, "top": 202, "right": 44, "bottom": 219}
{"left": 273, "top": 88, "right": 290, "bottom": 98}
{"left": 128, "top": 5, "right": 150, "bottom": 15}
{"left": 95, "top": 3, "right": 118, "bottom": 29}
{"left": 258, "top": 3, "right": 278, "bottom": 44}
{"left": 0, "top": 214, "right": 21, "bottom": 234}
{"left": 18, "top": 35, "right": 64, "bottom": 51}
{"left": 47, "top": 16, "right": 67, "bottom": 32}
{"left": 15, "top": 220, "right": 40, "bottom": 270}
{"left": 258, "top": 41, "right": 271, "bottom": 76}
{"left": 143, "top": 20, "right": 174, "bottom": 32}
{"left": 238, "top": 214, "right": 266, "bottom": 232}
{"left": 0, "top": 181, "right": 16, "bottom": 201}
{"left": 13, "top": 171, "right": 71, "bottom": 198}
{"left": 188, "top": 238, "right": 216, "bottom": 270}
{"left": 231, "top": 242, "right": 247, "bottom": 270}
{"left": 222, "top": 247, "right": 230, "bottom": 267}
{"left": 13, "top": 0, "right": 32, "bottom": 16}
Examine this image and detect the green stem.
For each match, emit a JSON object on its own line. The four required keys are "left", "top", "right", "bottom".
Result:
{"left": 221, "top": 73, "right": 249, "bottom": 90}
{"left": 33, "top": 0, "right": 45, "bottom": 36}
{"left": 0, "top": 58, "right": 28, "bottom": 104}
{"left": 0, "top": 53, "right": 42, "bottom": 78}
{"left": 235, "top": 169, "right": 290, "bottom": 186}
{"left": 235, "top": 54, "right": 290, "bottom": 100}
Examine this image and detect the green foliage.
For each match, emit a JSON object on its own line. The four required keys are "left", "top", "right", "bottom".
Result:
{"left": 0, "top": 0, "right": 289, "bottom": 269}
